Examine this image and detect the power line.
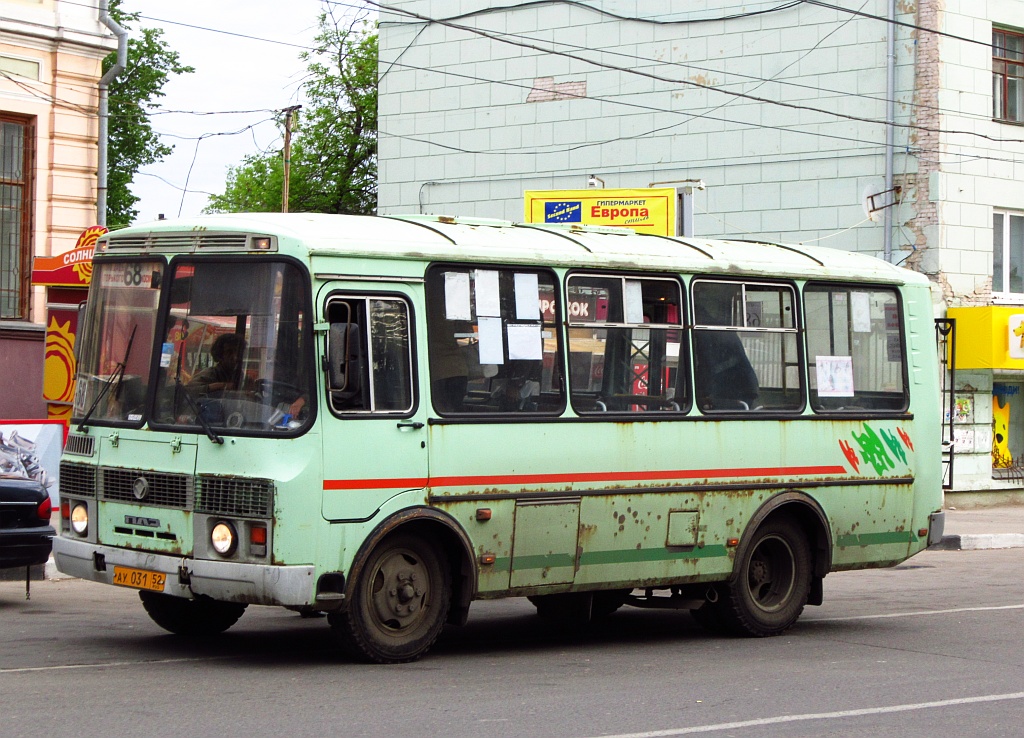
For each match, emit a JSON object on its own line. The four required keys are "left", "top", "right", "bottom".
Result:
{"left": 369, "top": 1, "right": 1022, "bottom": 147}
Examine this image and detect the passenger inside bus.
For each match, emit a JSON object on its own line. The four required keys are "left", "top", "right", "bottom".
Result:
{"left": 693, "top": 285, "right": 759, "bottom": 411}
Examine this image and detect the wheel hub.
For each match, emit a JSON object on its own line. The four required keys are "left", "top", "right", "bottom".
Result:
{"left": 370, "top": 552, "right": 428, "bottom": 630}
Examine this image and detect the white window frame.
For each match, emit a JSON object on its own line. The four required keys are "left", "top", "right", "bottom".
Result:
{"left": 993, "top": 209, "right": 1024, "bottom": 302}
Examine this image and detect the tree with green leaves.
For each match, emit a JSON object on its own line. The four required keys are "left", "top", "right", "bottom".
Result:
{"left": 206, "top": 10, "right": 377, "bottom": 215}
{"left": 105, "top": 0, "right": 193, "bottom": 227}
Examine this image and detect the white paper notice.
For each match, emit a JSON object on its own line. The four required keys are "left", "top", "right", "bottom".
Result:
{"left": 444, "top": 272, "right": 471, "bottom": 320}
{"left": 507, "top": 323, "right": 543, "bottom": 360}
{"left": 851, "top": 292, "right": 872, "bottom": 333}
{"left": 477, "top": 316, "right": 505, "bottom": 364}
{"left": 625, "top": 280, "right": 644, "bottom": 324}
{"left": 514, "top": 273, "right": 540, "bottom": 320}
{"left": 475, "top": 270, "right": 501, "bottom": 317}
{"left": 816, "top": 355, "right": 855, "bottom": 397}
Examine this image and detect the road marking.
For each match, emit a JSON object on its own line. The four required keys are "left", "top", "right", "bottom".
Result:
{"left": 586, "top": 691, "right": 1024, "bottom": 738}
{"left": 808, "top": 603, "right": 1024, "bottom": 622}
{"left": 0, "top": 656, "right": 232, "bottom": 675}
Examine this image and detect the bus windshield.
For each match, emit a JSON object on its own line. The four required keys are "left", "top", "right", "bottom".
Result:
{"left": 74, "top": 258, "right": 314, "bottom": 435}
{"left": 73, "top": 260, "right": 165, "bottom": 425}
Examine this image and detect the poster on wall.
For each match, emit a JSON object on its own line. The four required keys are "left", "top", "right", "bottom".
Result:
{"left": 1008, "top": 314, "right": 1024, "bottom": 360}
{"left": 0, "top": 420, "right": 65, "bottom": 504}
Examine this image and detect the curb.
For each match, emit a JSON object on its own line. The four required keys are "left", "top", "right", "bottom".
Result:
{"left": 930, "top": 534, "right": 1024, "bottom": 551}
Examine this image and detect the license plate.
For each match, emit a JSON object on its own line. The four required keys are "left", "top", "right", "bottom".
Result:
{"left": 112, "top": 566, "right": 166, "bottom": 592}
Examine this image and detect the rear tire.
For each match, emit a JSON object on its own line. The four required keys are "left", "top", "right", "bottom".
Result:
{"left": 330, "top": 534, "right": 451, "bottom": 663}
{"left": 139, "top": 591, "right": 246, "bottom": 636}
{"left": 716, "top": 516, "right": 812, "bottom": 637}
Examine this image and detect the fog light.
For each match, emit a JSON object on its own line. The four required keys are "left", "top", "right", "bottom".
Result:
{"left": 71, "top": 503, "right": 88, "bottom": 535}
{"left": 211, "top": 521, "right": 237, "bottom": 556}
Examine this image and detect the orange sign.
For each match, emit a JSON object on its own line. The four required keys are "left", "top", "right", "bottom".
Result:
{"left": 31, "top": 225, "right": 107, "bottom": 287}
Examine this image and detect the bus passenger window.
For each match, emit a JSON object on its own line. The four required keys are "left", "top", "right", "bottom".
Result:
{"left": 805, "top": 285, "right": 907, "bottom": 412}
{"left": 324, "top": 296, "right": 413, "bottom": 415}
{"left": 692, "top": 280, "right": 802, "bottom": 413}
{"left": 566, "top": 274, "right": 687, "bottom": 415}
{"left": 425, "top": 267, "right": 564, "bottom": 416}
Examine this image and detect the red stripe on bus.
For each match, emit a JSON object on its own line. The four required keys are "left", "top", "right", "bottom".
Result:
{"left": 322, "top": 465, "right": 847, "bottom": 491}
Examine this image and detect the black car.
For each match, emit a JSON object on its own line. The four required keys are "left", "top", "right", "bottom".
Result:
{"left": 0, "top": 478, "right": 55, "bottom": 570}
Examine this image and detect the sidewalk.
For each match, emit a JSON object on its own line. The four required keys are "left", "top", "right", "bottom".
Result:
{"left": 933, "top": 504, "right": 1024, "bottom": 550}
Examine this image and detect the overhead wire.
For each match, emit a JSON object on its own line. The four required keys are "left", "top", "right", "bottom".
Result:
{"left": 368, "top": 0, "right": 1024, "bottom": 147}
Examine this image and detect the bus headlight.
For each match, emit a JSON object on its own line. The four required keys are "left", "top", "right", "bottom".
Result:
{"left": 211, "top": 521, "right": 237, "bottom": 556}
{"left": 70, "top": 503, "right": 88, "bottom": 536}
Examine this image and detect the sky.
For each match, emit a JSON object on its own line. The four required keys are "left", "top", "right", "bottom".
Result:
{"left": 122, "top": 0, "right": 371, "bottom": 223}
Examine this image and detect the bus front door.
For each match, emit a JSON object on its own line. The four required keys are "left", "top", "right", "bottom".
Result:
{"left": 320, "top": 289, "right": 427, "bottom": 523}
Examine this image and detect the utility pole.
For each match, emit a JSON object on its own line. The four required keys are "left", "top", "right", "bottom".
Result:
{"left": 281, "top": 105, "right": 302, "bottom": 213}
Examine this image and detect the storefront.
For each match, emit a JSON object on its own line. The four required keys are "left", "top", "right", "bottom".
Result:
{"left": 947, "top": 306, "right": 1024, "bottom": 491}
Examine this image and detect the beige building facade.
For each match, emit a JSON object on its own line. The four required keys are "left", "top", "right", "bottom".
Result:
{"left": 0, "top": 0, "right": 113, "bottom": 418}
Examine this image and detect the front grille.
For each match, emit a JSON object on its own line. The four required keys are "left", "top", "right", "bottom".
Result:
{"left": 100, "top": 468, "right": 192, "bottom": 508}
{"left": 60, "top": 461, "right": 97, "bottom": 498}
{"left": 196, "top": 476, "right": 274, "bottom": 518}
{"left": 64, "top": 434, "right": 95, "bottom": 457}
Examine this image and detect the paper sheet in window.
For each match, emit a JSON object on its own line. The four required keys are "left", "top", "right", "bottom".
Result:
{"left": 477, "top": 316, "right": 504, "bottom": 364}
{"left": 444, "top": 272, "right": 471, "bottom": 320}
{"left": 514, "top": 273, "right": 540, "bottom": 320}
{"left": 625, "top": 280, "right": 644, "bottom": 324}
{"left": 851, "top": 292, "right": 872, "bottom": 333}
{"left": 507, "top": 323, "right": 542, "bottom": 361}
{"left": 815, "top": 355, "right": 854, "bottom": 397}
{"left": 475, "top": 270, "right": 501, "bottom": 317}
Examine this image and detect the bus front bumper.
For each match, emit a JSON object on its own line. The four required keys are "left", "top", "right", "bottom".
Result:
{"left": 53, "top": 536, "right": 315, "bottom": 607}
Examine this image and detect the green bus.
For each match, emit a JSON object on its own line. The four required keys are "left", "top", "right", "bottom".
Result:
{"left": 53, "top": 213, "right": 944, "bottom": 663}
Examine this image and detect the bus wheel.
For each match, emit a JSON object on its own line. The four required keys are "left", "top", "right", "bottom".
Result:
{"left": 331, "top": 534, "right": 451, "bottom": 663}
{"left": 139, "top": 591, "right": 247, "bottom": 636}
{"left": 718, "top": 517, "right": 812, "bottom": 637}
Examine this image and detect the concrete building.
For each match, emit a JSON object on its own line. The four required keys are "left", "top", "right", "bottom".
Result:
{"left": 0, "top": 0, "right": 114, "bottom": 419}
{"left": 378, "top": 0, "right": 1024, "bottom": 498}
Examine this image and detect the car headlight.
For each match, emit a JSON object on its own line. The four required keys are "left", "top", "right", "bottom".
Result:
{"left": 70, "top": 503, "right": 88, "bottom": 536}
{"left": 210, "top": 521, "right": 237, "bottom": 556}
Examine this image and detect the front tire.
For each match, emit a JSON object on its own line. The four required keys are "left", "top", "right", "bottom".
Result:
{"left": 330, "top": 534, "right": 451, "bottom": 663}
{"left": 139, "top": 591, "right": 247, "bottom": 636}
{"left": 716, "top": 516, "right": 812, "bottom": 637}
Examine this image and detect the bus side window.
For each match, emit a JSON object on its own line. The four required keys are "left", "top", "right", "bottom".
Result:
{"left": 325, "top": 295, "right": 414, "bottom": 415}
{"left": 567, "top": 274, "right": 687, "bottom": 415}
{"left": 805, "top": 285, "right": 907, "bottom": 412}
{"left": 425, "top": 266, "right": 564, "bottom": 416}
{"left": 692, "top": 280, "right": 802, "bottom": 412}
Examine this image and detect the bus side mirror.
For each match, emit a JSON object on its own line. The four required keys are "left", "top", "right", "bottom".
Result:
{"left": 328, "top": 323, "right": 365, "bottom": 407}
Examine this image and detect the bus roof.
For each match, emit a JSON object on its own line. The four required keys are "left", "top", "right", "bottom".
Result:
{"left": 102, "top": 212, "right": 925, "bottom": 285}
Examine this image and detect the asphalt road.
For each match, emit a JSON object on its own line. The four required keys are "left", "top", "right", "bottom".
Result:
{"left": 2, "top": 548, "right": 1023, "bottom": 738}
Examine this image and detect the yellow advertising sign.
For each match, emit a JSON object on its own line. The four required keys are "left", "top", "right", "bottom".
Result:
{"left": 524, "top": 188, "right": 677, "bottom": 236}
{"left": 947, "top": 306, "right": 1024, "bottom": 370}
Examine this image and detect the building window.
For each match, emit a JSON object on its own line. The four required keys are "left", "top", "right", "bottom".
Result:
{"left": 993, "top": 211, "right": 1024, "bottom": 296}
{"left": 0, "top": 116, "right": 33, "bottom": 320}
{"left": 994, "top": 28, "right": 1024, "bottom": 122}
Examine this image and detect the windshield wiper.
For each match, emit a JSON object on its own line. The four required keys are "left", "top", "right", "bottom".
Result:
{"left": 171, "top": 332, "right": 223, "bottom": 445}
{"left": 77, "top": 324, "right": 137, "bottom": 432}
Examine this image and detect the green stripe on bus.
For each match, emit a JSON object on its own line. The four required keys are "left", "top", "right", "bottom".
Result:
{"left": 836, "top": 531, "right": 918, "bottom": 547}
{"left": 506, "top": 545, "right": 729, "bottom": 571}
